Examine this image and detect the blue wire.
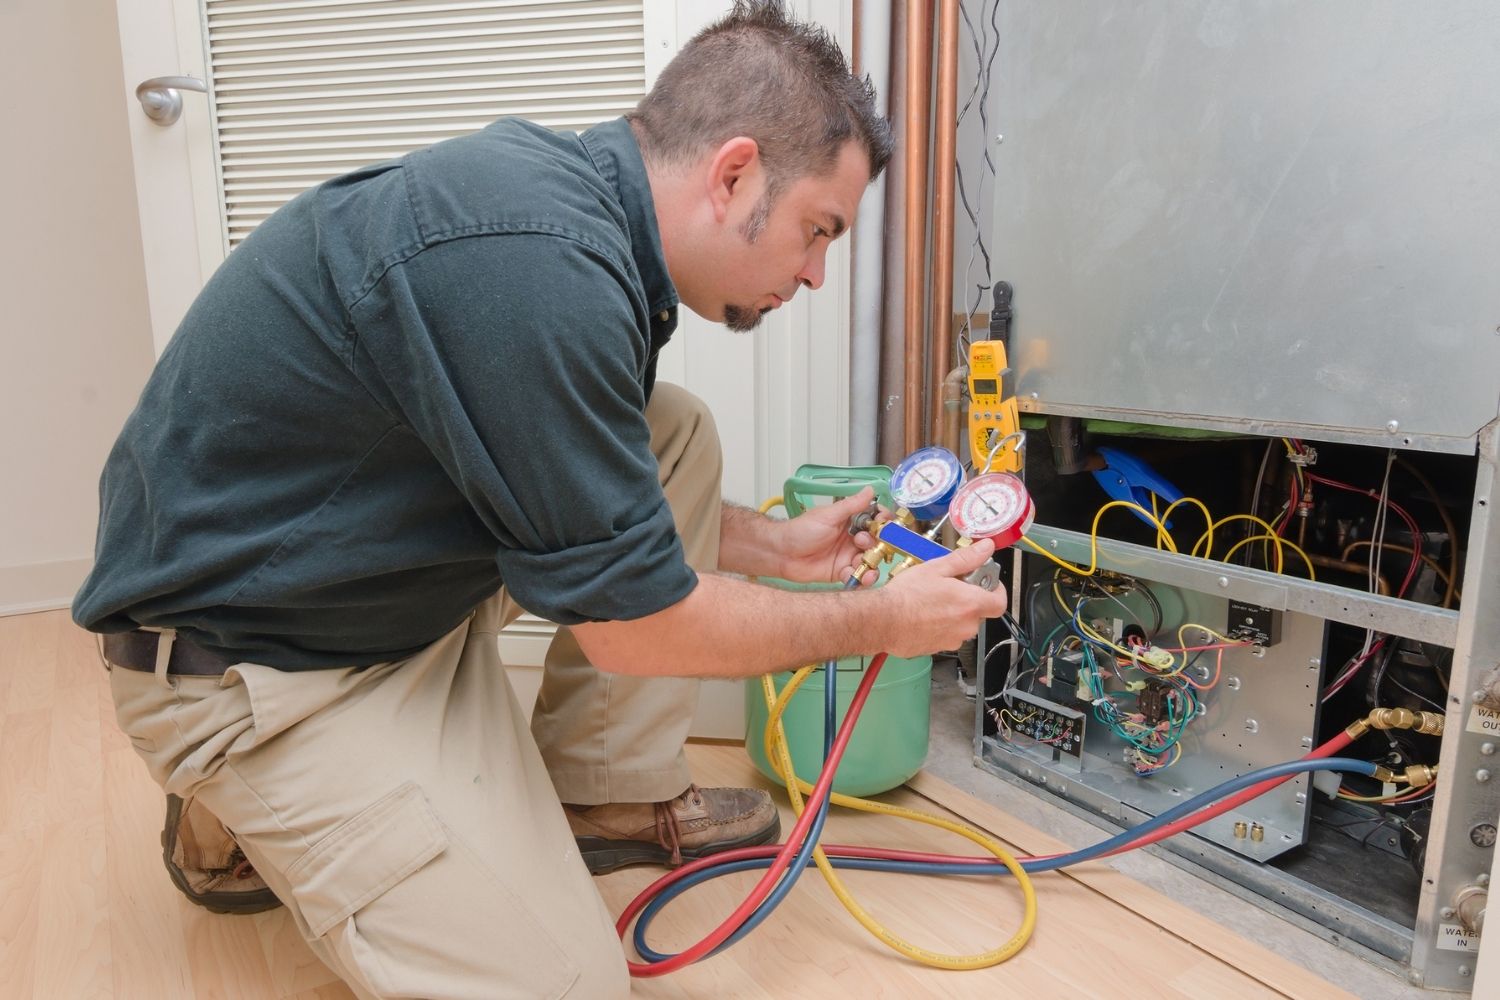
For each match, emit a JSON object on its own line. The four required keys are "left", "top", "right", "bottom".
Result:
{"left": 628, "top": 756, "right": 1378, "bottom": 955}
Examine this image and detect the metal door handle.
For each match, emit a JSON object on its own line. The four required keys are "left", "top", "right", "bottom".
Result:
{"left": 135, "top": 76, "right": 207, "bottom": 126}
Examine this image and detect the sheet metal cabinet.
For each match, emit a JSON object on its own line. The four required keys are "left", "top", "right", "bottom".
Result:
{"left": 972, "top": 2, "right": 1500, "bottom": 988}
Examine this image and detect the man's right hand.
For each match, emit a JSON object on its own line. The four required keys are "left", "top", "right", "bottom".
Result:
{"left": 877, "top": 538, "right": 1009, "bottom": 658}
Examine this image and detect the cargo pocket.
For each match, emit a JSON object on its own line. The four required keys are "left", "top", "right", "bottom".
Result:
{"left": 283, "top": 782, "right": 580, "bottom": 999}
{"left": 286, "top": 782, "right": 447, "bottom": 938}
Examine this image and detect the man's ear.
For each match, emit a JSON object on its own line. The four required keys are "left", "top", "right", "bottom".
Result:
{"left": 705, "top": 136, "right": 761, "bottom": 224}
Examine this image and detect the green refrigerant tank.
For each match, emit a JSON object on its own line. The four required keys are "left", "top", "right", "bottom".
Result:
{"left": 744, "top": 464, "right": 933, "bottom": 798}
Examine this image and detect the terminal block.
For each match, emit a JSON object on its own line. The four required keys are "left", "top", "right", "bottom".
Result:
{"left": 1003, "top": 688, "right": 1085, "bottom": 757}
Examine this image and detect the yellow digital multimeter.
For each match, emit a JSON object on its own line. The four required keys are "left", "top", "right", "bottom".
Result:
{"left": 967, "top": 339, "right": 1022, "bottom": 473}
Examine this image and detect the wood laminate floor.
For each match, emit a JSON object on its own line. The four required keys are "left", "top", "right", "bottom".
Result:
{"left": 0, "top": 611, "right": 1355, "bottom": 998}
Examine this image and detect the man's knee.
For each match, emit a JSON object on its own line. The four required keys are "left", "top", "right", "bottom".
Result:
{"left": 645, "top": 383, "right": 722, "bottom": 478}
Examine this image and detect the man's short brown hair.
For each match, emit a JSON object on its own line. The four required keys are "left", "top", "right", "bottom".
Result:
{"left": 627, "top": 1, "right": 892, "bottom": 195}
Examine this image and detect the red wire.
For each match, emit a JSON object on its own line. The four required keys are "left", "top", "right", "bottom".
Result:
{"left": 618, "top": 652, "right": 888, "bottom": 977}
{"left": 1306, "top": 473, "right": 1422, "bottom": 596}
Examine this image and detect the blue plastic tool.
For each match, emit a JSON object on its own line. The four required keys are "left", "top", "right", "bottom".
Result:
{"left": 1090, "top": 446, "right": 1185, "bottom": 528}
{"left": 875, "top": 521, "right": 952, "bottom": 563}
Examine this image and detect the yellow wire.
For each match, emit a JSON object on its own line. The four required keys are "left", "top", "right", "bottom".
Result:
{"left": 761, "top": 668, "right": 1037, "bottom": 969}
{"left": 1019, "top": 498, "right": 1175, "bottom": 577}
{"left": 1190, "top": 514, "right": 1286, "bottom": 568}
{"left": 1155, "top": 496, "right": 1215, "bottom": 555}
{"left": 1336, "top": 783, "right": 1435, "bottom": 804}
{"left": 1220, "top": 533, "right": 1317, "bottom": 581}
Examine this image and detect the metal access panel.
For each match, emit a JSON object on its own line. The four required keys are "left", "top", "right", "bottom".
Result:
{"left": 979, "top": 579, "right": 1324, "bottom": 862}
{"left": 988, "top": 1, "right": 1500, "bottom": 454}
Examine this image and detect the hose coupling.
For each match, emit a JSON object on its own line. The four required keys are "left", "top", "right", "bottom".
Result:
{"left": 1402, "top": 764, "right": 1439, "bottom": 786}
{"left": 1346, "top": 707, "right": 1446, "bottom": 740}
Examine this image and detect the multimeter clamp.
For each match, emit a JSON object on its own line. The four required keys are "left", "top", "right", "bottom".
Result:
{"left": 967, "top": 340, "right": 1022, "bottom": 473}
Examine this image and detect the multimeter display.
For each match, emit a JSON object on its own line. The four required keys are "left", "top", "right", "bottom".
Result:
{"left": 972, "top": 378, "right": 999, "bottom": 396}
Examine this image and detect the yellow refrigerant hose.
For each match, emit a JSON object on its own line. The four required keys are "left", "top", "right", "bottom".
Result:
{"left": 756, "top": 496, "right": 1037, "bottom": 969}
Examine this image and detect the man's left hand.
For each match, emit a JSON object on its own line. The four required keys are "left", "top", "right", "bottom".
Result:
{"left": 771, "top": 486, "right": 883, "bottom": 586}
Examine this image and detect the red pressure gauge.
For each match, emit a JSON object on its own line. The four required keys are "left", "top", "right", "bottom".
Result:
{"left": 948, "top": 473, "right": 1035, "bottom": 548}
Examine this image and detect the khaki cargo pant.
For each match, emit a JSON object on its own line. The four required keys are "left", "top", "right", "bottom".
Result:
{"left": 108, "top": 384, "right": 720, "bottom": 1000}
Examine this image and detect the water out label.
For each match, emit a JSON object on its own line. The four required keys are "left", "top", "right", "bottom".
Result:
{"left": 1436, "top": 924, "right": 1479, "bottom": 952}
{"left": 1466, "top": 704, "right": 1500, "bottom": 736}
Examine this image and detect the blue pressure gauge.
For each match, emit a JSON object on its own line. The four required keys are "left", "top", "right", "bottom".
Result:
{"left": 889, "top": 446, "right": 965, "bottom": 521}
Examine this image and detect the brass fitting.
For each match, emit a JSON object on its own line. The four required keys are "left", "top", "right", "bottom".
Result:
{"left": 887, "top": 554, "right": 921, "bottom": 579}
{"left": 1454, "top": 884, "right": 1487, "bottom": 937}
{"left": 853, "top": 509, "right": 919, "bottom": 579}
{"left": 1367, "top": 763, "right": 1439, "bottom": 786}
{"left": 1403, "top": 764, "right": 1439, "bottom": 786}
{"left": 1345, "top": 707, "right": 1446, "bottom": 741}
{"left": 854, "top": 539, "right": 898, "bottom": 579}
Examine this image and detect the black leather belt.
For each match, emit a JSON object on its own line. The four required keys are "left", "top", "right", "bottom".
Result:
{"left": 102, "top": 630, "right": 235, "bottom": 676}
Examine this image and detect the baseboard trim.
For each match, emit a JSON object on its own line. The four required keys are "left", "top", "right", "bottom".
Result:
{"left": 0, "top": 558, "right": 91, "bottom": 618}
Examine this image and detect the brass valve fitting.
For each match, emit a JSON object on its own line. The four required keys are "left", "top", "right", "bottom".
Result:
{"left": 1345, "top": 707, "right": 1446, "bottom": 740}
{"left": 1402, "top": 764, "right": 1439, "bottom": 786}
{"left": 852, "top": 508, "right": 918, "bottom": 578}
{"left": 1367, "top": 763, "right": 1438, "bottom": 786}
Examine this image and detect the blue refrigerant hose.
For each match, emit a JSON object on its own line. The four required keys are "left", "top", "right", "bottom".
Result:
{"left": 632, "top": 755, "right": 1380, "bottom": 961}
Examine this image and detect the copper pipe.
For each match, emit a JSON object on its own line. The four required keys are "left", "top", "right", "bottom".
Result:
{"left": 902, "top": 1, "right": 933, "bottom": 454}
{"left": 1306, "top": 554, "right": 1392, "bottom": 596}
{"left": 927, "top": 0, "right": 959, "bottom": 446}
{"left": 1341, "top": 541, "right": 1459, "bottom": 607}
{"left": 851, "top": 0, "right": 862, "bottom": 75}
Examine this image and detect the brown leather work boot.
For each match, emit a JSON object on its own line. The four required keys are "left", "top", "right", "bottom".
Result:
{"left": 564, "top": 785, "right": 780, "bottom": 875}
{"left": 162, "top": 793, "right": 282, "bottom": 914}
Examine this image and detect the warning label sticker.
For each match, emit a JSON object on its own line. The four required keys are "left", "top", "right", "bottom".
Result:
{"left": 1467, "top": 704, "right": 1500, "bottom": 736}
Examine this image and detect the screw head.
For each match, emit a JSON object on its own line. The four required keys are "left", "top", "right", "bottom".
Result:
{"left": 995, "top": 133, "right": 1005, "bottom": 143}
{"left": 1441, "top": 906, "right": 1457, "bottom": 919}
{"left": 1407, "top": 970, "right": 1424, "bottom": 986}
{"left": 1482, "top": 742, "right": 1497, "bottom": 756}
{"left": 1218, "top": 576, "right": 1229, "bottom": 588}
{"left": 1386, "top": 420, "right": 1400, "bottom": 433}
{"left": 1479, "top": 873, "right": 1491, "bottom": 887}
{"left": 1459, "top": 965, "right": 1471, "bottom": 977}
{"left": 1245, "top": 719, "right": 1260, "bottom": 734}
{"left": 1477, "top": 769, "right": 1492, "bottom": 783}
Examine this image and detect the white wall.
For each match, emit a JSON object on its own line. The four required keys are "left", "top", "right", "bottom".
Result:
{"left": 0, "top": 0, "right": 156, "bottom": 615}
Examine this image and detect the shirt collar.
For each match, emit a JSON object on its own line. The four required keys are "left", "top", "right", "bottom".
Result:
{"left": 580, "top": 117, "right": 679, "bottom": 322}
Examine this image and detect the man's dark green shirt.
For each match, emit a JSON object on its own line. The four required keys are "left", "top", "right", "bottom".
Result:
{"left": 73, "top": 117, "right": 698, "bottom": 669}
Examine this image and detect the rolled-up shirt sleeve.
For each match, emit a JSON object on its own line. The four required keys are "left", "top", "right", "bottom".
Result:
{"left": 349, "top": 230, "right": 697, "bottom": 625}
